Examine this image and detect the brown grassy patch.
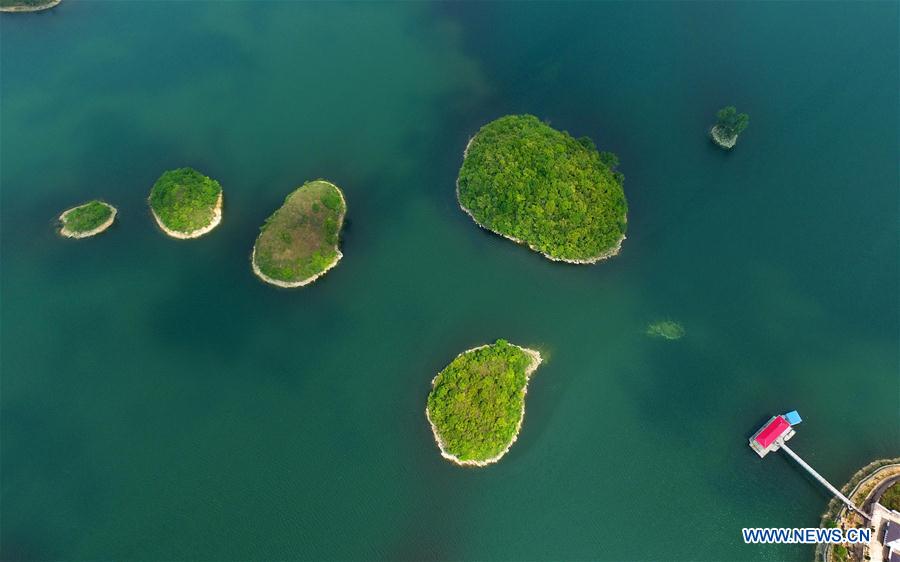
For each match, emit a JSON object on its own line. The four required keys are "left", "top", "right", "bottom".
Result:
{"left": 253, "top": 180, "right": 346, "bottom": 283}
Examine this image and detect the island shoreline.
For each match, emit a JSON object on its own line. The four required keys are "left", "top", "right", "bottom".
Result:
{"left": 250, "top": 181, "right": 346, "bottom": 288}
{"left": 0, "top": 0, "right": 61, "bottom": 12}
{"left": 457, "top": 135, "right": 625, "bottom": 264}
{"left": 151, "top": 191, "right": 222, "bottom": 239}
{"left": 815, "top": 457, "right": 900, "bottom": 562}
{"left": 709, "top": 125, "right": 737, "bottom": 149}
{"left": 426, "top": 343, "right": 543, "bottom": 468}
{"left": 58, "top": 202, "right": 117, "bottom": 239}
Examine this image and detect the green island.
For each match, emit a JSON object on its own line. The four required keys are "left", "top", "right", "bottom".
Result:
{"left": 426, "top": 339, "right": 543, "bottom": 467}
{"left": 457, "top": 114, "right": 627, "bottom": 263}
{"left": 251, "top": 179, "right": 347, "bottom": 288}
{"left": 710, "top": 106, "right": 749, "bottom": 149}
{"left": 646, "top": 320, "right": 685, "bottom": 340}
{"left": 0, "top": 0, "right": 62, "bottom": 12}
{"left": 149, "top": 167, "right": 223, "bottom": 239}
{"left": 58, "top": 200, "right": 117, "bottom": 239}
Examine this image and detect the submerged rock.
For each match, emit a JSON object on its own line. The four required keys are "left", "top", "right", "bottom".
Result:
{"left": 646, "top": 320, "right": 685, "bottom": 340}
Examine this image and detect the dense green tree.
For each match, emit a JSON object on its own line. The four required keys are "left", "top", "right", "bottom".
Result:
{"left": 426, "top": 340, "right": 540, "bottom": 463}
{"left": 715, "top": 106, "right": 750, "bottom": 138}
{"left": 149, "top": 167, "right": 222, "bottom": 233}
{"left": 60, "top": 200, "right": 113, "bottom": 233}
{"left": 458, "top": 115, "right": 627, "bottom": 262}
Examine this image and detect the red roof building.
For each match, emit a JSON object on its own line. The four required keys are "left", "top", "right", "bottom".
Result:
{"left": 746, "top": 410, "right": 862, "bottom": 514}
{"left": 755, "top": 416, "right": 791, "bottom": 448}
{"left": 749, "top": 415, "right": 796, "bottom": 457}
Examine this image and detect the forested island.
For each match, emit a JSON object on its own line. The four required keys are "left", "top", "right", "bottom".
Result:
{"left": 426, "top": 339, "right": 543, "bottom": 467}
{"left": 251, "top": 180, "right": 347, "bottom": 288}
{"left": 149, "top": 167, "right": 223, "bottom": 239}
{"left": 0, "top": 0, "right": 61, "bottom": 12}
{"left": 58, "top": 200, "right": 116, "bottom": 239}
{"left": 457, "top": 114, "right": 627, "bottom": 263}
{"left": 710, "top": 106, "right": 749, "bottom": 149}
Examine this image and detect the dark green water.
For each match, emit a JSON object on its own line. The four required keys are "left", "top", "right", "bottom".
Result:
{"left": 2, "top": 2, "right": 897, "bottom": 560}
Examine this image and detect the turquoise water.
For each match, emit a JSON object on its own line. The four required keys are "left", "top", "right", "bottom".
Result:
{"left": 1, "top": 2, "right": 897, "bottom": 560}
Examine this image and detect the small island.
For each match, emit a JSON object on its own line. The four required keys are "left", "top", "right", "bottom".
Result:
{"left": 149, "top": 167, "right": 223, "bottom": 239}
{"left": 457, "top": 114, "right": 628, "bottom": 264}
{"left": 251, "top": 179, "right": 347, "bottom": 288}
{"left": 646, "top": 320, "right": 685, "bottom": 340}
{"left": 58, "top": 200, "right": 117, "bottom": 239}
{"left": 425, "top": 339, "right": 543, "bottom": 467}
{"left": 710, "top": 106, "right": 749, "bottom": 149}
{"left": 0, "top": 0, "right": 62, "bottom": 12}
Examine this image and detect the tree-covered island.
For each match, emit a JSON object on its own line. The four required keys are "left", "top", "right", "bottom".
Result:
{"left": 0, "top": 0, "right": 62, "bottom": 12}
{"left": 149, "top": 167, "right": 223, "bottom": 239}
{"left": 710, "top": 106, "right": 750, "bottom": 149}
{"left": 457, "top": 114, "right": 627, "bottom": 263}
{"left": 58, "top": 200, "right": 117, "bottom": 239}
{"left": 426, "top": 339, "right": 543, "bottom": 467}
{"left": 251, "top": 179, "right": 347, "bottom": 288}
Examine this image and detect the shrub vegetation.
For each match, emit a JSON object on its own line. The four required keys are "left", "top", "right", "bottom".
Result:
{"left": 60, "top": 200, "right": 113, "bottom": 233}
{"left": 149, "top": 167, "right": 222, "bottom": 233}
{"left": 715, "top": 106, "right": 750, "bottom": 139}
{"left": 832, "top": 544, "right": 848, "bottom": 562}
{"left": 457, "top": 114, "right": 627, "bottom": 262}
{"left": 427, "top": 339, "right": 539, "bottom": 463}
{"left": 881, "top": 482, "right": 900, "bottom": 511}
{"left": 253, "top": 180, "right": 346, "bottom": 283}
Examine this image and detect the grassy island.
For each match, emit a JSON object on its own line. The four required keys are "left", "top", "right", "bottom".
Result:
{"left": 149, "top": 167, "right": 223, "bottom": 239}
{"left": 426, "top": 339, "right": 543, "bottom": 467}
{"left": 58, "top": 200, "right": 116, "bottom": 239}
{"left": 251, "top": 180, "right": 347, "bottom": 288}
{"left": 457, "top": 114, "right": 627, "bottom": 263}
{"left": 710, "top": 106, "right": 749, "bottom": 150}
{"left": 0, "top": 0, "right": 62, "bottom": 12}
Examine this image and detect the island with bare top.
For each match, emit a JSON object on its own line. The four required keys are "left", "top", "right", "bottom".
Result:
{"left": 251, "top": 179, "right": 347, "bottom": 288}
{"left": 426, "top": 339, "right": 543, "bottom": 467}
{"left": 457, "top": 114, "right": 627, "bottom": 263}
{"left": 58, "top": 200, "right": 117, "bottom": 239}
{"left": 149, "top": 167, "right": 223, "bottom": 239}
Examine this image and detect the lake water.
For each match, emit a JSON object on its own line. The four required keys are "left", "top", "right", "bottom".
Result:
{"left": 1, "top": 2, "right": 897, "bottom": 560}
